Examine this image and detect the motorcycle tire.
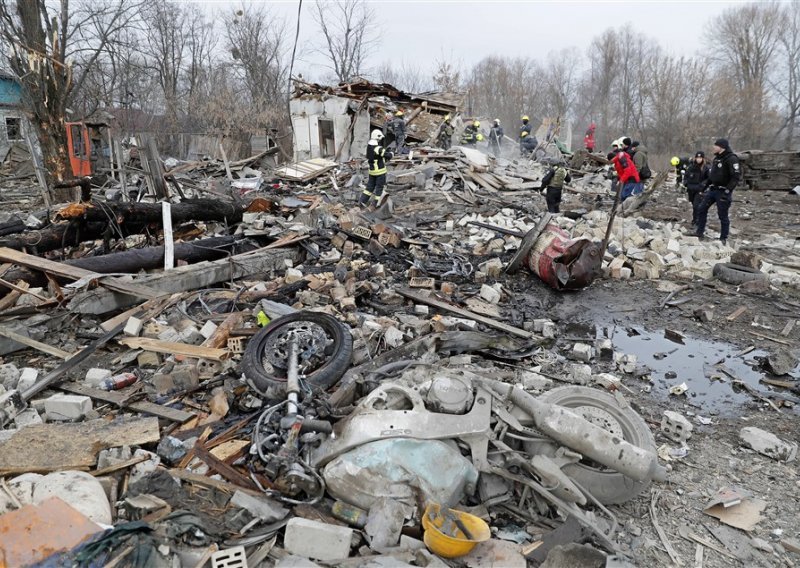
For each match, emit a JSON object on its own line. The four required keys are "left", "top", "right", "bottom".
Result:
{"left": 242, "top": 311, "right": 353, "bottom": 398}
{"left": 524, "top": 386, "right": 657, "bottom": 505}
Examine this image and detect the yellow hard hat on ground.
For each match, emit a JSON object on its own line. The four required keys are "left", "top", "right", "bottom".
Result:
{"left": 670, "top": 156, "right": 680, "bottom": 166}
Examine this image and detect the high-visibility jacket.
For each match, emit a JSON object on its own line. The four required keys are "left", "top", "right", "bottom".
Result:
{"left": 367, "top": 142, "right": 392, "bottom": 176}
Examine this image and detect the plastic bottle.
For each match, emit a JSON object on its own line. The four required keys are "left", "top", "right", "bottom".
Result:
{"left": 99, "top": 372, "right": 138, "bottom": 391}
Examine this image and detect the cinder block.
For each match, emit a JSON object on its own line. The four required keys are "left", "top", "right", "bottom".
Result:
{"left": 200, "top": 320, "right": 218, "bottom": 340}
{"left": 44, "top": 394, "right": 92, "bottom": 421}
{"left": 661, "top": 410, "right": 693, "bottom": 443}
{"left": 595, "top": 339, "right": 614, "bottom": 361}
{"left": 285, "top": 268, "right": 304, "bottom": 284}
{"left": 17, "top": 368, "right": 39, "bottom": 392}
{"left": 283, "top": 517, "right": 353, "bottom": 561}
{"left": 479, "top": 284, "right": 502, "bottom": 304}
{"left": 85, "top": 368, "right": 112, "bottom": 388}
{"left": 123, "top": 316, "right": 143, "bottom": 337}
{"left": 14, "top": 408, "right": 43, "bottom": 428}
{"left": 572, "top": 343, "right": 594, "bottom": 362}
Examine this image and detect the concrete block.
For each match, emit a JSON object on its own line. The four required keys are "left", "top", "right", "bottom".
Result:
{"left": 0, "top": 363, "right": 20, "bottom": 390}
{"left": 478, "top": 258, "right": 503, "bottom": 279}
{"left": 620, "top": 267, "right": 632, "bottom": 279}
{"left": 44, "top": 394, "right": 92, "bottom": 421}
{"left": 123, "top": 316, "right": 143, "bottom": 337}
{"left": 541, "top": 321, "right": 557, "bottom": 339}
{"left": 413, "top": 305, "right": 430, "bottom": 316}
{"left": 533, "top": 319, "right": 550, "bottom": 333}
{"left": 595, "top": 339, "right": 614, "bottom": 361}
{"left": 739, "top": 427, "right": 798, "bottom": 462}
{"left": 85, "top": 368, "right": 112, "bottom": 388}
{"left": 667, "top": 238, "right": 681, "bottom": 253}
{"left": 14, "top": 408, "right": 43, "bottom": 428}
{"left": 283, "top": 517, "right": 353, "bottom": 561}
{"left": 151, "top": 365, "right": 199, "bottom": 395}
{"left": 285, "top": 268, "right": 303, "bottom": 284}
{"left": 618, "top": 354, "right": 637, "bottom": 374}
{"left": 137, "top": 351, "right": 161, "bottom": 368}
{"left": 199, "top": 320, "right": 218, "bottom": 340}
{"left": 383, "top": 326, "right": 405, "bottom": 348}
{"left": 479, "top": 284, "right": 501, "bottom": 304}
{"left": 569, "top": 363, "right": 593, "bottom": 385}
{"left": 572, "top": 343, "right": 593, "bottom": 362}
{"left": 661, "top": 410, "right": 693, "bottom": 443}
{"left": 17, "top": 368, "right": 39, "bottom": 392}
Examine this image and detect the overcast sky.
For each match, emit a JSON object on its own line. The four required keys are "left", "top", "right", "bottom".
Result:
{"left": 200, "top": 0, "right": 761, "bottom": 82}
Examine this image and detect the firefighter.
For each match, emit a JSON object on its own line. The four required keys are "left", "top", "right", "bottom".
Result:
{"left": 360, "top": 129, "right": 393, "bottom": 207}
{"left": 584, "top": 122, "right": 596, "bottom": 152}
{"left": 540, "top": 158, "right": 572, "bottom": 213}
{"left": 437, "top": 114, "right": 454, "bottom": 150}
{"left": 388, "top": 110, "right": 406, "bottom": 153}
{"left": 695, "top": 139, "right": 741, "bottom": 244}
{"left": 671, "top": 155, "right": 691, "bottom": 187}
{"left": 460, "top": 120, "right": 483, "bottom": 146}
{"left": 489, "top": 119, "right": 504, "bottom": 155}
{"left": 519, "top": 115, "right": 537, "bottom": 156}
{"left": 612, "top": 149, "right": 642, "bottom": 201}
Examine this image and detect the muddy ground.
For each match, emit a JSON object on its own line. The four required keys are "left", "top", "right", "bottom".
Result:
{"left": 504, "top": 185, "right": 800, "bottom": 567}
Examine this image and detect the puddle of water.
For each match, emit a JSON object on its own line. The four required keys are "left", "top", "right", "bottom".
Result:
{"left": 605, "top": 327, "right": 798, "bottom": 415}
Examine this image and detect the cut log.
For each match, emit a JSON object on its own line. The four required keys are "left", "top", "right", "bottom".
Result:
{"left": 0, "top": 221, "right": 109, "bottom": 253}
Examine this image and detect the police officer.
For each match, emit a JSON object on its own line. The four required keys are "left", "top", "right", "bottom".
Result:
{"left": 683, "top": 151, "right": 710, "bottom": 232}
{"left": 694, "top": 138, "right": 740, "bottom": 245}
{"left": 360, "top": 130, "right": 393, "bottom": 207}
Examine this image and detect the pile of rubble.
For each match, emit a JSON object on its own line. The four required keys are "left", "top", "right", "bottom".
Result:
{"left": 0, "top": 140, "right": 798, "bottom": 567}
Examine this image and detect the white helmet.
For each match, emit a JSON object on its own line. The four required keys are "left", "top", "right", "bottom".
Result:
{"left": 371, "top": 129, "right": 384, "bottom": 141}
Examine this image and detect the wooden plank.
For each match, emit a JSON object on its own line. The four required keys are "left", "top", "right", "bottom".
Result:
{"left": 0, "top": 279, "right": 27, "bottom": 311}
{"left": 118, "top": 337, "right": 230, "bottom": 361}
{"left": 59, "top": 382, "right": 195, "bottom": 423}
{"left": 781, "top": 319, "right": 795, "bottom": 336}
{"left": 726, "top": 307, "right": 747, "bottom": 321}
{"left": 0, "top": 277, "right": 47, "bottom": 301}
{"left": 0, "top": 417, "right": 160, "bottom": 473}
{"left": 91, "top": 455, "right": 149, "bottom": 477}
{"left": 210, "top": 439, "right": 250, "bottom": 462}
{"left": 0, "top": 247, "right": 159, "bottom": 300}
{"left": 397, "top": 288, "right": 536, "bottom": 339}
{"left": 162, "top": 202, "right": 174, "bottom": 270}
{"left": 748, "top": 330, "right": 791, "bottom": 346}
{"left": 193, "top": 443, "right": 258, "bottom": 490}
{"left": 0, "top": 326, "right": 73, "bottom": 359}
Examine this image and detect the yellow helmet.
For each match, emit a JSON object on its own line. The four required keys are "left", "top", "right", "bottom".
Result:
{"left": 473, "top": 120, "right": 480, "bottom": 127}
{"left": 521, "top": 131, "right": 528, "bottom": 138}
{"left": 444, "top": 114, "right": 450, "bottom": 121}
{"left": 477, "top": 133, "right": 484, "bottom": 141}
{"left": 522, "top": 115, "right": 529, "bottom": 121}
{"left": 395, "top": 110, "right": 404, "bottom": 117}
{"left": 670, "top": 156, "right": 680, "bottom": 166}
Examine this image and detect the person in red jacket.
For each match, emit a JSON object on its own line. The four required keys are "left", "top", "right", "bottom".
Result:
{"left": 612, "top": 150, "right": 642, "bottom": 201}
{"left": 584, "top": 122, "right": 596, "bottom": 152}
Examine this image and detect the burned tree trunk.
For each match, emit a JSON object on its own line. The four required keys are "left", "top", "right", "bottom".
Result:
{"left": 58, "top": 199, "right": 246, "bottom": 226}
{"left": 0, "top": 222, "right": 109, "bottom": 254}
{"left": 0, "top": 235, "right": 243, "bottom": 289}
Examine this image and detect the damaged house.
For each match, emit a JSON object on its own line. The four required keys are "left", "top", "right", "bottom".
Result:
{"left": 0, "top": 71, "right": 31, "bottom": 173}
{"left": 289, "top": 78, "right": 463, "bottom": 162}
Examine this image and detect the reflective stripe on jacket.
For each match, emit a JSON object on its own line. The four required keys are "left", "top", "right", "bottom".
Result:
{"left": 367, "top": 143, "right": 391, "bottom": 176}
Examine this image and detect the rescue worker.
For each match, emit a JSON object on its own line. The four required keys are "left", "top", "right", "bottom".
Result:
{"left": 519, "top": 115, "right": 537, "bottom": 156}
{"left": 612, "top": 148, "right": 642, "bottom": 201}
{"left": 607, "top": 138, "right": 622, "bottom": 160}
{"left": 683, "top": 151, "right": 710, "bottom": 232}
{"left": 583, "top": 122, "right": 596, "bottom": 152}
{"left": 695, "top": 139, "right": 740, "bottom": 245}
{"left": 671, "top": 156, "right": 691, "bottom": 187}
{"left": 621, "top": 137, "right": 633, "bottom": 156}
{"left": 360, "top": 129, "right": 393, "bottom": 207}
{"left": 630, "top": 141, "right": 651, "bottom": 180}
{"left": 437, "top": 114, "right": 454, "bottom": 150}
{"left": 489, "top": 119, "right": 504, "bottom": 155}
{"left": 460, "top": 120, "right": 483, "bottom": 147}
{"left": 540, "top": 158, "right": 572, "bottom": 213}
{"left": 388, "top": 110, "right": 406, "bottom": 153}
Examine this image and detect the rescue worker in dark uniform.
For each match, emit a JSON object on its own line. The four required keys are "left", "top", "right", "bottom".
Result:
{"left": 683, "top": 151, "right": 710, "bottom": 232}
{"left": 489, "top": 119, "right": 504, "bottom": 155}
{"left": 540, "top": 158, "right": 572, "bottom": 213}
{"left": 388, "top": 110, "right": 406, "bottom": 153}
{"left": 360, "top": 129, "right": 393, "bottom": 207}
{"left": 519, "top": 115, "right": 537, "bottom": 156}
{"left": 695, "top": 139, "right": 741, "bottom": 245}
{"left": 437, "top": 114, "right": 454, "bottom": 150}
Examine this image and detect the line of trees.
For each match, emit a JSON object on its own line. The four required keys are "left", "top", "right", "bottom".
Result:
{"left": 1, "top": 0, "right": 798, "bottom": 195}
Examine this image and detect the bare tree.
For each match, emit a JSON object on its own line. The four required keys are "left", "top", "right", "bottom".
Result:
{"left": 772, "top": 1, "right": 800, "bottom": 149}
{"left": 374, "top": 60, "right": 432, "bottom": 93}
{"left": 225, "top": 4, "right": 286, "bottom": 119}
{"left": 706, "top": 2, "right": 782, "bottom": 146}
{"left": 0, "top": 0, "right": 142, "bottom": 194}
{"left": 313, "top": 0, "right": 377, "bottom": 83}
